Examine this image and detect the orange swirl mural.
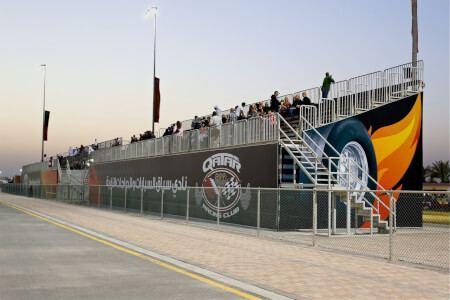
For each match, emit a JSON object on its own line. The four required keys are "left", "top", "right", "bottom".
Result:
{"left": 368, "top": 93, "right": 422, "bottom": 225}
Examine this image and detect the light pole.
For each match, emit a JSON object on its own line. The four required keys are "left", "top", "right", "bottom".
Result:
{"left": 146, "top": 6, "right": 157, "bottom": 134}
{"left": 40, "top": 64, "right": 47, "bottom": 162}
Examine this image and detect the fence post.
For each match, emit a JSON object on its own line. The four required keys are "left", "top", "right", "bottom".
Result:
{"left": 160, "top": 189, "right": 164, "bottom": 220}
{"left": 328, "top": 161, "right": 332, "bottom": 237}
{"left": 313, "top": 189, "right": 317, "bottom": 246}
{"left": 97, "top": 185, "right": 101, "bottom": 207}
{"left": 217, "top": 189, "right": 220, "bottom": 231}
{"left": 346, "top": 192, "right": 351, "bottom": 236}
{"left": 140, "top": 188, "right": 143, "bottom": 215}
{"left": 110, "top": 188, "right": 113, "bottom": 210}
{"left": 124, "top": 187, "right": 127, "bottom": 212}
{"left": 257, "top": 187, "right": 261, "bottom": 237}
{"left": 186, "top": 188, "right": 190, "bottom": 224}
{"left": 389, "top": 191, "right": 393, "bottom": 261}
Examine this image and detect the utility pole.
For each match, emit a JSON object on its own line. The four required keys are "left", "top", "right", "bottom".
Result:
{"left": 411, "top": 0, "right": 418, "bottom": 90}
{"left": 412, "top": 0, "right": 418, "bottom": 64}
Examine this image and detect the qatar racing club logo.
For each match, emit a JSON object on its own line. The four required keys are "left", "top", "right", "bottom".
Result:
{"left": 195, "top": 153, "right": 251, "bottom": 219}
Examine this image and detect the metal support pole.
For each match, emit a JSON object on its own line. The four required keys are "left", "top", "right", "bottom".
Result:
{"left": 41, "top": 64, "right": 46, "bottom": 162}
{"left": 97, "top": 185, "right": 100, "bottom": 208}
{"left": 124, "top": 187, "right": 127, "bottom": 212}
{"left": 389, "top": 192, "right": 393, "bottom": 261}
{"left": 370, "top": 210, "right": 373, "bottom": 235}
{"left": 257, "top": 187, "right": 260, "bottom": 237}
{"left": 332, "top": 195, "right": 337, "bottom": 234}
{"left": 313, "top": 189, "right": 317, "bottom": 246}
{"left": 328, "top": 160, "right": 332, "bottom": 237}
{"left": 152, "top": 11, "right": 157, "bottom": 134}
{"left": 186, "top": 188, "right": 190, "bottom": 224}
{"left": 160, "top": 189, "right": 164, "bottom": 220}
{"left": 110, "top": 188, "right": 112, "bottom": 210}
{"left": 412, "top": 0, "right": 418, "bottom": 65}
{"left": 394, "top": 197, "right": 397, "bottom": 231}
{"left": 84, "top": 185, "right": 87, "bottom": 206}
{"left": 217, "top": 189, "right": 220, "bottom": 231}
{"left": 346, "top": 192, "right": 351, "bottom": 236}
{"left": 140, "top": 188, "right": 143, "bottom": 215}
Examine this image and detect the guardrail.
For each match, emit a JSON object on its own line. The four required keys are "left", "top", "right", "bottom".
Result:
{"left": 22, "top": 161, "right": 52, "bottom": 174}
{"left": 2, "top": 183, "right": 448, "bottom": 270}
{"left": 90, "top": 115, "right": 279, "bottom": 163}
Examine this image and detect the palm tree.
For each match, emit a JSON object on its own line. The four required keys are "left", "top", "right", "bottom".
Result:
{"left": 429, "top": 160, "right": 450, "bottom": 183}
{"left": 423, "top": 165, "right": 432, "bottom": 182}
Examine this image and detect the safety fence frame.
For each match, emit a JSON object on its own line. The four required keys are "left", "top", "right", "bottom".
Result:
{"left": 2, "top": 183, "right": 447, "bottom": 270}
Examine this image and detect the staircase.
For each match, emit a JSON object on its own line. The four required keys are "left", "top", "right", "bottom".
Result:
{"left": 278, "top": 113, "right": 393, "bottom": 235}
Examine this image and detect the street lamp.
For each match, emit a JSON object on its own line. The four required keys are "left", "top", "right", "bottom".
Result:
{"left": 40, "top": 64, "right": 47, "bottom": 162}
{"left": 145, "top": 6, "right": 157, "bottom": 134}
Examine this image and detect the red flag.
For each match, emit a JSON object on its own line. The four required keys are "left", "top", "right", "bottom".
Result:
{"left": 154, "top": 77, "right": 160, "bottom": 123}
{"left": 43, "top": 110, "right": 50, "bottom": 141}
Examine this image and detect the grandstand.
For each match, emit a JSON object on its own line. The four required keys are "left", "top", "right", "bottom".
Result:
{"left": 19, "top": 61, "right": 425, "bottom": 235}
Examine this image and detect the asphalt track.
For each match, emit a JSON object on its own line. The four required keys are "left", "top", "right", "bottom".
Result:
{"left": 0, "top": 203, "right": 260, "bottom": 300}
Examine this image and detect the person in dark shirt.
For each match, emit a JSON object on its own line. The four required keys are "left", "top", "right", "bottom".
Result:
{"left": 270, "top": 91, "right": 281, "bottom": 112}
{"left": 301, "top": 92, "right": 312, "bottom": 105}
{"left": 263, "top": 102, "right": 270, "bottom": 114}
{"left": 221, "top": 114, "right": 228, "bottom": 124}
{"left": 202, "top": 117, "right": 210, "bottom": 128}
{"left": 321, "top": 72, "right": 335, "bottom": 99}
{"left": 290, "top": 94, "right": 302, "bottom": 116}
{"left": 191, "top": 115, "right": 202, "bottom": 130}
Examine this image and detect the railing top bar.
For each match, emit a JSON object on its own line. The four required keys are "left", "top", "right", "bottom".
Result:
{"left": 383, "top": 60, "right": 423, "bottom": 71}
{"left": 3, "top": 183, "right": 447, "bottom": 195}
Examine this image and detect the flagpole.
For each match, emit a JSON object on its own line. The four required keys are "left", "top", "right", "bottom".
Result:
{"left": 41, "top": 64, "right": 46, "bottom": 162}
{"left": 152, "top": 7, "right": 157, "bottom": 134}
{"left": 412, "top": 0, "right": 418, "bottom": 63}
{"left": 411, "top": 0, "right": 418, "bottom": 90}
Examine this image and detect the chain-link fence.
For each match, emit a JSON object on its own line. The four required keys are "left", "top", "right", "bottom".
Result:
{"left": 1, "top": 183, "right": 448, "bottom": 269}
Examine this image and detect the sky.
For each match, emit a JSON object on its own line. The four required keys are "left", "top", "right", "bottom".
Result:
{"left": 0, "top": 0, "right": 448, "bottom": 177}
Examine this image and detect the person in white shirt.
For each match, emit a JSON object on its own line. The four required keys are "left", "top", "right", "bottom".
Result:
{"left": 68, "top": 146, "right": 73, "bottom": 156}
{"left": 214, "top": 105, "right": 222, "bottom": 116}
{"left": 209, "top": 111, "right": 222, "bottom": 147}
{"left": 235, "top": 102, "right": 246, "bottom": 120}
{"left": 210, "top": 111, "right": 222, "bottom": 127}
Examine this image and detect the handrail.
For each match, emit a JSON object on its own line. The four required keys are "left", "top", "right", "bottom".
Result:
{"left": 278, "top": 114, "right": 328, "bottom": 184}
{"left": 298, "top": 115, "right": 394, "bottom": 215}
{"left": 278, "top": 114, "right": 319, "bottom": 161}
{"left": 300, "top": 115, "right": 388, "bottom": 192}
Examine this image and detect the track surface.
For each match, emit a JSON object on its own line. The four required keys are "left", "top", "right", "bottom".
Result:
{"left": 0, "top": 203, "right": 254, "bottom": 299}
{"left": 1, "top": 193, "right": 449, "bottom": 299}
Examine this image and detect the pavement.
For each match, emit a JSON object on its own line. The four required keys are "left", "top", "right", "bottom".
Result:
{"left": 1, "top": 192, "right": 449, "bottom": 299}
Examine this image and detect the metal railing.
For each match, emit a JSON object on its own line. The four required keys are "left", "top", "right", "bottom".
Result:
{"left": 296, "top": 61, "right": 424, "bottom": 127}
{"left": 22, "top": 61, "right": 424, "bottom": 173}
{"left": 90, "top": 115, "right": 279, "bottom": 163}
{"left": 2, "top": 183, "right": 448, "bottom": 270}
{"left": 22, "top": 161, "right": 52, "bottom": 174}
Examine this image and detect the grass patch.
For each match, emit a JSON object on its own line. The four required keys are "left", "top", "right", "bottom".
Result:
{"left": 423, "top": 210, "right": 450, "bottom": 225}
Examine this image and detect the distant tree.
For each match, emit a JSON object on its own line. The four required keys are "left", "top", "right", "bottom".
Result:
{"left": 429, "top": 160, "right": 450, "bottom": 183}
{"left": 423, "top": 165, "right": 432, "bottom": 183}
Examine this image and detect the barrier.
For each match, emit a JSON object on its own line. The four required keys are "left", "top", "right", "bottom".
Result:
{"left": 3, "top": 183, "right": 447, "bottom": 270}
